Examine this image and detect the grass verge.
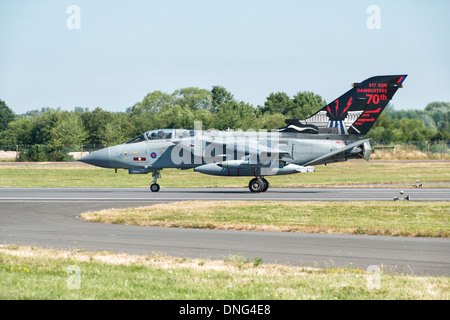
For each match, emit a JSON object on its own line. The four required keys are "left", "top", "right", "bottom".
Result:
{"left": 80, "top": 201, "right": 450, "bottom": 238}
{"left": 0, "top": 246, "right": 448, "bottom": 300}
{"left": 0, "top": 160, "right": 449, "bottom": 188}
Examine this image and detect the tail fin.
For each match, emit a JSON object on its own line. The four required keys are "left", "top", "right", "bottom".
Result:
{"left": 281, "top": 75, "right": 407, "bottom": 135}
{"left": 347, "top": 75, "right": 407, "bottom": 135}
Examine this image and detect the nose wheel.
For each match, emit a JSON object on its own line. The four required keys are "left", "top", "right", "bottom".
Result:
{"left": 249, "top": 177, "right": 269, "bottom": 193}
{"left": 150, "top": 183, "right": 160, "bottom": 192}
{"left": 150, "top": 170, "right": 161, "bottom": 192}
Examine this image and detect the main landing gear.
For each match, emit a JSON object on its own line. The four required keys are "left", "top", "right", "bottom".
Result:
{"left": 150, "top": 170, "right": 161, "bottom": 192}
{"left": 248, "top": 177, "right": 269, "bottom": 193}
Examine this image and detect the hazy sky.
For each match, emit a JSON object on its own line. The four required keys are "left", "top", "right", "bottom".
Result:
{"left": 1, "top": 0, "right": 449, "bottom": 114}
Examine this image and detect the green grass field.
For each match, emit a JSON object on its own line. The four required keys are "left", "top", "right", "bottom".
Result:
{"left": 1, "top": 246, "right": 448, "bottom": 300}
{"left": 0, "top": 160, "right": 449, "bottom": 188}
{"left": 81, "top": 200, "right": 450, "bottom": 238}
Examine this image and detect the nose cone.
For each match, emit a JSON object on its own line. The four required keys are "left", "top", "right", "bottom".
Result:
{"left": 78, "top": 148, "right": 111, "bottom": 168}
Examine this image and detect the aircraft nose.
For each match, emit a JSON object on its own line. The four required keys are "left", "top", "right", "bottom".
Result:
{"left": 78, "top": 148, "right": 111, "bottom": 168}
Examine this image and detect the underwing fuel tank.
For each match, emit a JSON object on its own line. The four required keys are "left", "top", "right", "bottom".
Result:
{"left": 217, "top": 160, "right": 249, "bottom": 168}
{"left": 195, "top": 163, "right": 314, "bottom": 176}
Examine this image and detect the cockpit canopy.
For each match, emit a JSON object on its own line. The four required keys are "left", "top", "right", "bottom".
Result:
{"left": 125, "top": 129, "right": 195, "bottom": 144}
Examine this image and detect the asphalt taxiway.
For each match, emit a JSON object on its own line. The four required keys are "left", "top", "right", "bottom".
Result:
{"left": 0, "top": 186, "right": 449, "bottom": 201}
{"left": 0, "top": 187, "right": 449, "bottom": 275}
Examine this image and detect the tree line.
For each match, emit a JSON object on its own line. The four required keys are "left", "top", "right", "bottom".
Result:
{"left": 0, "top": 86, "right": 449, "bottom": 152}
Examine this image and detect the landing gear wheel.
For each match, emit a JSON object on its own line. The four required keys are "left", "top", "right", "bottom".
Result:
{"left": 150, "top": 183, "right": 160, "bottom": 192}
{"left": 261, "top": 178, "right": 269, "bottom": 192}
{"left": 149, "top": 170, "right": 161, "bottom": 192}
{"left": 249, "top": 178, "right": 264, "bottom": 193}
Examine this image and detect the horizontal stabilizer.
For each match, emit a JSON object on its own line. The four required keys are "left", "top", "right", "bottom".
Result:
{"left": 303, "top": 139, "right": 370, "bottom": 166}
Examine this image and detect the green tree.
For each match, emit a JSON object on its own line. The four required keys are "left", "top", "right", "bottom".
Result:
{"left": 30, "top": 108, "right": 63, "bottom": 144}
{"left": 213, "top": 100, "right": 257, "bottom": 130}
{"left": 101, "top": 113, "right": 134, "bottom": 146}
{"left": 172, "top": 87, "right": 212, "bottom": 111}
{"left": 211, "top": 86, "right": 235, "bottom": 112}
{"left": 257, "top": 113, "right": 286, "bottom": 130}
{"left": 18, "top": 144, "right": 69, "bottom": 162}
{"left": 127, "top": 91, "right": 175, "bottom": 135}
{"left": 260, "top": 92, "right": 293, "bottom": 115}
{"left": 425, "top": 102, "right": 450, "bottom": 132}
{"left": 366, "top": 112, "right": 396, "bottom": 143}
{"left": 50, "top": 112, "right": 86, "bottom": 147}
{"left": 128, "top": 91, "right": 173, "bottom": 114}
{"left": 0, "top": 100, "right": 15, "bottom": 132}
{"left": 0, "top": 118, "right": 33, "bottom": 145}
{"left": 290, "top": 91, "right": 327, "bottom": 119}
{"left": 155, "top": 105, "right": 195, "bottom": 129}
{"left": 192, "top": 109, "right": 215, "bottom": 130}
{"left": 81, "top": 108, "right": 114, "bottom": 145}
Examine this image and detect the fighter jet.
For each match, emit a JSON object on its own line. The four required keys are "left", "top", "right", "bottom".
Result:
{"left": 79, "top": 75, "right": 407, "bottom": 192}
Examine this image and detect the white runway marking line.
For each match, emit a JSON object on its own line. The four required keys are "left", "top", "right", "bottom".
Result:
{"left": 0, "top": 197, "right": 450, "bottom": 203}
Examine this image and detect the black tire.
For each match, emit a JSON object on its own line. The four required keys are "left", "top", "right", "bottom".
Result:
{"left": 150, "top": 183, "right": 160, "bottom": 192}
{"left": 249, "top": 178, "right": 264, "bottom": 193}
{"left": 262, "top": 178, "right": 269, "bottom": 192}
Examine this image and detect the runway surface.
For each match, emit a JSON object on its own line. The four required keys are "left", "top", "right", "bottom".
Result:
{"left": 0, "top": 186, "right": 449, "bottom": 201}
{"left": 0, "top": 187, "right": 449, "bottom": 276}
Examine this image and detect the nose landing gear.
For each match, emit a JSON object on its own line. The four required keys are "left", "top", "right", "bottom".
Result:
{"left": 249, "top": 177, "right": 269, "bottom": 193}
{"left": 150, "top": 170, "right": 161, "bottom": 192}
